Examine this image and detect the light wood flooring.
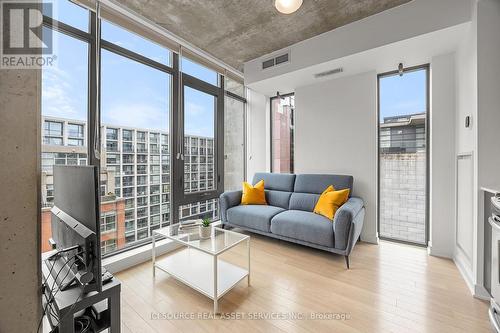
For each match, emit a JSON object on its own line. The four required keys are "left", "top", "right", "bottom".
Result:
{"left": 116, "top": 231, "right": 490, "bottom": 333}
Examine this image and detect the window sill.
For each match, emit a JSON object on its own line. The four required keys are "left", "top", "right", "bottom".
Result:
{"left": 102, "top": 238, "right": 181, "bottom": 274}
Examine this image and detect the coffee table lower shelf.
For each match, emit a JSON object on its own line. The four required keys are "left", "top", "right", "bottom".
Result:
{"left": 153, "top": 248, "right": 249, "bottom": 313}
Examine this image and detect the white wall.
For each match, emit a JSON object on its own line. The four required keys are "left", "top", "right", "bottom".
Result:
{"left": 454, "top": 20, "right": 478, "bottom": 294}
{"left": 294, "top": 71, "right": 378, "bottom": 243}
{"left": 429, "top": 53, "right": 457, "bottom": 258}
{"left": 455, "top": 24, "right": 477, "bottom": 154}
{"left": 246, "top": 88, "right": 269, "bottom": 181}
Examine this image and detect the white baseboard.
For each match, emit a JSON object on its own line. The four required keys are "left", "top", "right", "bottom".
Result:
{"left": 428, "top": 245, "right": 453, "bottom": 259}
{"left": 454, "top": 250, "right": 475, "bottom": 296}
{"left": 361, "top": 234, "right": 379, "bottom": 245}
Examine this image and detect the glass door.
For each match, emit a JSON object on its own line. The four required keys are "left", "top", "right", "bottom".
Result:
{"left": 171, "top": 70, "right": 224, "bottom": 223}
{"left": 378, "top": 65, "right": 429, "bottom": 245}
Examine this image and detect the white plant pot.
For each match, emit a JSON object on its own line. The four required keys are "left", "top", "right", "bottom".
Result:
{"left": 199, "top": 225, "right": 211, "bottom": 239}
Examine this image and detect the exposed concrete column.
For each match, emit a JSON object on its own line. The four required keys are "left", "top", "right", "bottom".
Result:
{"left": 0, "top": 68, "right": 41, "bottom": 331}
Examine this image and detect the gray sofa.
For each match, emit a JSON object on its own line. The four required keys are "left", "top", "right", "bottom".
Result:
{"left": 219, "top": 173, "right": 365, "bottom": 268}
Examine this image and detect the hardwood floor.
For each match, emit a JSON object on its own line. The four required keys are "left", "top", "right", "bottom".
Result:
{"left": 116, "top": 231, "right": 490, "bottom": 333}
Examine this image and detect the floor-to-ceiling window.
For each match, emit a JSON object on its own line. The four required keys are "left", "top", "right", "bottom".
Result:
{"left": 40, "top": 0, "right": 245, "bottom": 256}
{"left": 40, "top": 0, "right": 91, "bottom": 253}
{"left": 175, "top": 58, "right": 224, "bottom": 222}
{"left": 270, "top": 93, "right": 294, "bottom": 173}
{"left": 100, "top": 19, "right": 173, "bottom": 252}
{"left": 378, "top": 65, "right": 429, "bottom": 245}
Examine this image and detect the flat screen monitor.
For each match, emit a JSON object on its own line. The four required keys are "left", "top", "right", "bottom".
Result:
{"left": 50, "top": 165, "right": 102, "bottom": 293}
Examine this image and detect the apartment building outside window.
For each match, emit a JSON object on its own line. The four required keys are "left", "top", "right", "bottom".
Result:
{"left": 45, "top": 184, "right": 54, "bottom": 205}
{"left": 42, "top": 153, "right": 87, "bottom": 172}
{"left": 101, "top": 239, "right": 117, "bottom": 255}
{"left": 137, "top": 131, "right": 146, "bottom": 142}
{"left": 43, "top": 121, "right": 63, "bottom": 145}
{"left": 67, "top": 123, "right": 85, "bottom": 146}
{"left": 122, "top": 129, "right": 134, "bottom": 142}
{"left": 68, "top": 123, "right": 84, "bottom": 138}
{"left": 68, "top": 138, "right": 84, "bottom": 146}
{"left": 101, "top": 213, "right": 117, "bottom": 233}
{"left": 107, "top": 128, "right": 118, "bottom": 141}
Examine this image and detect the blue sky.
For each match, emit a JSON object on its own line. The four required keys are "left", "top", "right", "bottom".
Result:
{"left": 42, "top": 0, "right": 216, "bottom": 137}
{"left": 379, "top": 69, "right": 427, "bottom": 122}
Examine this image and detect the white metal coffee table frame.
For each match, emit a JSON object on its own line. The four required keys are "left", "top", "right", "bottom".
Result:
{"left": 152, "top": 226, "right": 250, "bottom": 313}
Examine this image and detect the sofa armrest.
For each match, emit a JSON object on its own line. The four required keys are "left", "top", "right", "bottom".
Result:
{"left": 219, "top": 190, "right": 242, "bottom": 222}
{"left": 333, "top": 197, "right": 364, "bottom": 251}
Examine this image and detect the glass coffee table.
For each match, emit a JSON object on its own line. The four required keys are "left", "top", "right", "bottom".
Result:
{"left": 152, "top": 224, "right": 250, "bottom": 313}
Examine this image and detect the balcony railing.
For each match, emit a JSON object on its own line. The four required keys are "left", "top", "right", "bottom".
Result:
{"left": 137, "top": 200, "right": 148, "bottom": 207}
{"left": 123, "top": 191, "right": 134, "bottom": 198}
{"left": 106, "top": 145, "right": 119, "bottom": 152}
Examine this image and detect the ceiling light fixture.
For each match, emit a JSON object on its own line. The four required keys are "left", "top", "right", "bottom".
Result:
{"left": 275, "top": 0, "right": 303, "bottom": 14}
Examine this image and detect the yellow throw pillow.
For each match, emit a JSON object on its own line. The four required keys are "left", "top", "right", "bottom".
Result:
{"left": 313, "top": 186, "right": 350, "bottom": 220}
{"left": 241, "top": 180, "right": 267, "bottom": 205}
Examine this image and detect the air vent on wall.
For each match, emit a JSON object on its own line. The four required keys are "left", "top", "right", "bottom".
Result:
{"left": 262, "top": 58, "right": 275, "bottom": 69}
{"left": 314, "top": 67, "right": 343, "bottom": 78}
{"left": 275, "top": 53, "right": 289, "bottom": 65}
{"left": 262, "top": 52, "right": 290, "bottom": 70}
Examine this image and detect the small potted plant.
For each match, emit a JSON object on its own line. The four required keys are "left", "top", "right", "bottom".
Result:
{"left": 199, "top": 217, "right": 212, "bottom": 239}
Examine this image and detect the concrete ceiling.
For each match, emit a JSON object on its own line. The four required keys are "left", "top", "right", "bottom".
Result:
{"left": 119, "top": 0, "right": 412, "bottom": 71}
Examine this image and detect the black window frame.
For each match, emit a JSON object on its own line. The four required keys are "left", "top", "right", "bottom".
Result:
{"left": 171, "top": 71, "right": 224, "bottom": 222}
{"left": 376, "top": 64, "right": 430, "bottom": 247}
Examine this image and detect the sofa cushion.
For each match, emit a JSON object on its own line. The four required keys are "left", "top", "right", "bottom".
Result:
{"left": 289, "top": 192, "right": 320, "bottom": 212}
{"left": 270, "top": 210, "right": 334, "bottom": 247}
{"left": 313, "top": 187, "right": 350, "bottom": 220}
{"left": 226, "top": 205, "right": 285, "bottom": 232}
{"left": 294, "top": 174, "right": 353, "bottom": 196}
{"left": 253, "top": 172, "right": 296, "bottom": 192}
{"left": 265, "top": 190, "right": 292, "bottom": 209}
{"left": 241, "top": 180, "right": 267, "bottom": 205}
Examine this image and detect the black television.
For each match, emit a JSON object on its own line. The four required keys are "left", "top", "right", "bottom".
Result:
{"left": 47, "top": 165, "right": 102, "bottom": 293}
